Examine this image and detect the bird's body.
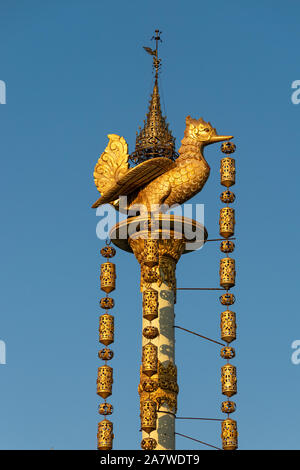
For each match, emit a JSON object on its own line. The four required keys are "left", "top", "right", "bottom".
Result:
{"left": 129, "top": 145, "right": 210, "bottom": 210}
{"left": 92, "top": 116, "right": 232, "bottom": 213}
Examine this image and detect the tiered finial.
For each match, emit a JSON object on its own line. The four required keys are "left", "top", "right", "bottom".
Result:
{"left": 130, "top": 30, "right": 178, "bottom": 164}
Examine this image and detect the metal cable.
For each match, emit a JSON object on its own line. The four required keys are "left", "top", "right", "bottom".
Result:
{"left": 174, "top": 325, "right": 225, "bottom": 347}
{"left": 175, "top": 432, "right": 222, "bottom": 450}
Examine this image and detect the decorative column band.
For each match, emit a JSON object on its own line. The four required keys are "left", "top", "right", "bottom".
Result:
{"left": 129, "top": 232, "right": 183, "bottom": 450}
{"left": 138, "top": 361, "right": 179, "bottom": 414}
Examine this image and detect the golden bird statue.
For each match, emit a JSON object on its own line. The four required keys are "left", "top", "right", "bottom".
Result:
{"left": 92, "top": 59, "right": 233, "bottom": 213}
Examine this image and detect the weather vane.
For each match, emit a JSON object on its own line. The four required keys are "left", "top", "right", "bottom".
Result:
{"left": 143, "top": 29, "right": 162, "bottom": 79}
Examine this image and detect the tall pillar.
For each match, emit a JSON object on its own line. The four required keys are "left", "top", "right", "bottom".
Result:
{"left": 110, "top": 214, "right": 207, "bottom": 450}
{"left": 129, "top": 237, "right": 184, "bottom": 450}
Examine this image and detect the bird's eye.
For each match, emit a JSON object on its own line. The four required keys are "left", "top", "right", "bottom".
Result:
{"left": 204, "top": 128, "right": 210, "bottom": 132}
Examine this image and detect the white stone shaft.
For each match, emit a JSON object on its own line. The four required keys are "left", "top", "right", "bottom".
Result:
{"left": 142, "top": 279, "right": 176, "bottom": 450}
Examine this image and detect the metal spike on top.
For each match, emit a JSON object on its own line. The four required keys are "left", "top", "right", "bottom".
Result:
{"left": 130, "top": 30, "right": 178, "bottom": 164}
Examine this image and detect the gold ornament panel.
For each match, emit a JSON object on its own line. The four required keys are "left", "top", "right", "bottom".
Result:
{"left": 97, "top": 419, "right": 114, "bottom": 450}
{"left": 139, "top": 361, "right": 178, "bottom": 413}
{"left": 221, "top": 418, "right": 238, "bottom": 450}
{"left": 219, "top": 207, "right": 235, "bottom": 239}
{"left": 221, "top": 364, "right": 237, "bottom": 397}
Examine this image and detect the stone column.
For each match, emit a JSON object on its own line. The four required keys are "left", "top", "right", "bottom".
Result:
{"left": 129, "top": 237, "right": 185, "bottom": 450}
{"left": 110, "top": 214, "right": 207, "bottom": 451}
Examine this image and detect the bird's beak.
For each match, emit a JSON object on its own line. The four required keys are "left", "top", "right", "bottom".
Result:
{"left": 210, "top": 134, "right": 233, "bottom": 143}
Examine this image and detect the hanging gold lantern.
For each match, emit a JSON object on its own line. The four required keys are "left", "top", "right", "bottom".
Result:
{"left": 142, "top": 342, "right": 158, "bottom": 377}
{"left": 220, "top": 157, "right": 235, "bottom": 188}
{"left": 97, "top": 365, "right": 113, "bottom": 399}
{"left": 143, "top": 239, "right": 159, "bottom": 267}
{"left": 220, "top": 310, "right": 236, "bottom": 343}
{"left": 221, "top": 418, "right": 238, "bottom": 450}
{"left": 99, "top": 314, "right": 114, "bottom": 346}
{"left": 99, "top": 297, "right": 114, "bottom": 309}
{"left": 221, "top": 364, "right": 237, "bottom": 397}
{"left": 140, "top": 398, "right": 157, "bottom": 433}
{"left": 220, "top": 190, "right": 235, "bottom": 204}
{"left": 97, "top": 419, "right": 114, "bottom": 450}
{"left": 141, "top": 437, "right": 157, "bottom": 450}
{"left": 141, "top": 264, "right": 159, "bottom": 284}
{"left": 221, "top": 141, "right": 236, "bottom": 155}
{"left": 99, "top": 402, "right": 113, "bottom": 416}
{"left": 100, "top": 262, "right": 116, "bottom": 293}
{"left": 220, "top": 257, "right": 236, "bottom": 289}
{"left": 143, "top": 326, "right": 159, "bottom": 339}
{"left": 220, "top": 240, "right": 235, "bottom": 253}
{"left": 98, "top": 348, "right": 114, "bottom": 361}
{"left": 220, "top": 293, "right": 235, "bottom": 306}
{"left": 221, "top": 401, "right": 236, "bottom": 414}
{"left": 219, "top": 207, "right": 235, "bottom": 238}
{"left": 100, "top": 246, "right": 116, "bottom": 258}
{"left": 143, "top": 288, "right": 159, "bottom": 321}
{"left": 220, "top": 346, "right": 235, "bottom": 360}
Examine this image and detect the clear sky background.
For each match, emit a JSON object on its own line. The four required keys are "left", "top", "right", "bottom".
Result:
{"left": 0, "top": 0, "right": 300, "bottom": 450}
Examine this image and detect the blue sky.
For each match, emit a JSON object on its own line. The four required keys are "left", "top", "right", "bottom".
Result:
{"left": 0, "top": 0, "right": 300, "bottom": 450}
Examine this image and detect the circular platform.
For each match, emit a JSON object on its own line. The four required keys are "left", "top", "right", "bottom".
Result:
{"left": 109, "top": 214, "right": 208, "bottom": 254}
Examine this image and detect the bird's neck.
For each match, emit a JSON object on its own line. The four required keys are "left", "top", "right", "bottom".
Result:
{"left": 177, "top": 137, "right": 205, "bottom": 161}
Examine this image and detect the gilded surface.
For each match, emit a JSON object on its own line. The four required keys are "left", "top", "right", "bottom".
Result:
{"left": 139, "top": 361, "right": 179, "bottom": 413}
{"left": 142, "top": 288, "right": 159, "bottom": 321}
{"left": 141, "top": 437, "right": 157, "bottom": 450}
{"left": 220, "top": 240, "right": 235, "bottom": 253}
{"left": 221, "top": 142, "right": 236, "bottom": 154}
{"left": 143, "top": 239, "right": 159, "bottom": 267}
{"left": 129, "top": 238, "right": 185, "bottom": 265}
{"left": 220, "top": 190, "right": 235, "bottom": 204}
{"left": 99, "top": 297, "right": 114, "bottom": 309}
{"left": 131, "top": 79, "right": 177, "bottom": 164}
{"left": 97, "top": 365, "right": 113, "bottom": 399}
{"left": 142, "top": 343, "right": 158, "bottom": 377}
{"left": 99, "top": 314, "right": 114, "bottom": 346}
{"left": 130, "top": 238, "right": 184, "bottom": 293}
{"left": 220, "top": 346, "right": 235, "bottom": 360}
{"left": 98, "top": 348, "right": 114, "bottom": 361}
{"left": 143, "top": 325, "right": 159, "bottom": 340}
{"left": 100, "top": 246, "right": 116, "bottom": 258}
{"left": 220, "top": 310, "right": 236, "bottom": 344}
{"left": 221, "top": 418, "right": 238, "bottom": 450}
{"left": 140, "top": 398, "right": 157, "bottom": 434}
{"left": 100, "top": 262, "right": 116, "bottom": 293}
{"left": 219, "top": 257, "right": 236, "bottom": 289}
{"left": 219, "top": 293, "right": 235, "bottom": 306}
{"left": 93, "top": 117, "right": 232, "bottom": 212}
{"left": 220, "top": 157, "right": 236, "bottom": 188}
{"left": 99, "top": 402, "right": 113, "bottom": 416}
{"left": 219, "top": 207, "right": 235, "bottom": 239}
{"left": 94, "top": 134, "right": 129, "bottom": 196}
{"left": 97, "top": 419, "right": 114, "bottom": 450}
{"left": 221, "top": 401, "right": 236, "bottom": 414}
{"left": 221, "top": 364, "right": 237, "bottom": 397}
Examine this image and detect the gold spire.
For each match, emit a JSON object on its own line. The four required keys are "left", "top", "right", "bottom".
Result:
{"left": 131, "top": 31, "right": 177, "bottom": 164}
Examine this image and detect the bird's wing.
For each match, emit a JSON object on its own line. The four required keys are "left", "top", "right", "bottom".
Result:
{"left": 93, "top": 134, "right": 129, "bottom": 196}
{"left": 91, "top": 157, "right": 174, "bottom": 208}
